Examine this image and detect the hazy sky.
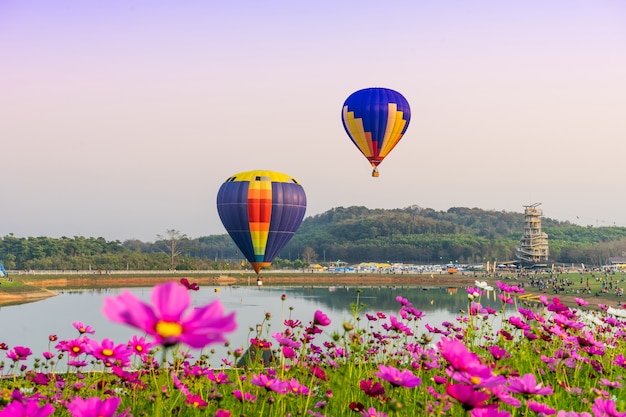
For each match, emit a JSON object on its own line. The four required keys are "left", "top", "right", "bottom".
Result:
{"left": 2, "top": 1, "right": 625, "bottom": 242}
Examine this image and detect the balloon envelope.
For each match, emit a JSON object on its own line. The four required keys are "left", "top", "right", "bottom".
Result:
{"left": 341, "top": 87, "right": 411, "bottom": 176}
{"left": 216, "top": 170, "right": 307, "bottom": 275}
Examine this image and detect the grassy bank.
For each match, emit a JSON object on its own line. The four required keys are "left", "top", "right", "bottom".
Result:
{"left": 2, "top": 270, "right": 625, "bottom": 309}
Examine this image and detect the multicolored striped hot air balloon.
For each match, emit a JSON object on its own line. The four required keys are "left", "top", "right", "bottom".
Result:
{"left": 216, "top": 170, "right": 307, "bottom": 275}
{"left": 341, "top": 87, "right": 411, "bottom": 177}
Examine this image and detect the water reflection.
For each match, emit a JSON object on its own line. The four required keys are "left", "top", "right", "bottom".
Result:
{"left": 0, "top": 285, "right": 514, "bottom": 369}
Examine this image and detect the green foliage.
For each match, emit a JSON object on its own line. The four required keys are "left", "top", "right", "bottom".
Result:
{"left": 2, "top": 206, "right": 626, "bottom": 269}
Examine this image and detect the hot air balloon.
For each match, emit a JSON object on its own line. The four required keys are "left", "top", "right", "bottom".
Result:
{"left": 341, "top": 87, "right": 411, "bottom": 177}
{"left": 216, "top": 170, "right": 307, "bottom": 276}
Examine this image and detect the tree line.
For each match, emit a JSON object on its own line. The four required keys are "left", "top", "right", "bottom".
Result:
{"left": 2, "top": 206, "right": 626, "bottom": 271}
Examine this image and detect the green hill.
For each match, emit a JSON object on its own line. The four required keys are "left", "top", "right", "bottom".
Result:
{"left": 2, "top": 206, "right": 626, "bottom": 270}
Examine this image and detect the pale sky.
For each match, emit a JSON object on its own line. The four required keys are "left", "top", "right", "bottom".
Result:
{"left": 2, "top": 1, "right": 625, "bottom": 242}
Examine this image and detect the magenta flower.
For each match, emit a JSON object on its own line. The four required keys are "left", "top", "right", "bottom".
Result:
{"left": 214, "top": 411, "right": 231, "bottom": 417}
{"left": 313, "top": 310, "right": 331, "bottom": 326}
{"left": 185, "top": 394, "right": 208, "bottom": 408}
{"left": 103, "top": 281, "right": 236, "bottom": 348}
{"left": 592, "top": 398, "right": 626, "bottom": 417}
{"left": 286, "top": 378, "right": 311, "bottom": 395}
{"left": 360, "top": 407, "right": 387, "bottom": 417}
{"left": 487, "top": 345, "right": 509, "bottom": 361}
{"left": 507, "top": 373, "right": 553, "bottom": 396}
{"left": 272, "top": 332, "right": 301, "bottom": 348}
{"left": 233, "top": 390, "right": 257, "bottom": 403}
{"left": 374, "top": 364, "right": 421, "bottom": 388}
{"left": 599, "top": 378, "right": 622, "bottom": 389}
{"left": 527, "top": 400, "right": 556, "bottom": 415}
{"left": 385, "top": 315, "right": 413, "bottom": 336}
{"left": 127, "top": 335, "right": 154, "bottom": 358}
{"left": 72, "top": 321, "right": 95, "bottom": 335}
{"left": 251, "top": 373, "right": 288, "bottom": 393}
{"left": 180, "top": 278, "right": 200, "bottom": 291}
{"left": 6, "top": 346, "right": 32, "bottom": 362}
{"left": 438, "top": 338, "right": 483, "bottom": 372}
{"left": 67, "top": 397, "right": 130, "bottom": 417}
{"left": 87, "top": 338, "right": 132, "bottom": 367}
{"left": 446, "top": 383, "right": 491, "bottom": 409}
{"left": 0, "top": 400, "right": 55, "bottom": 417}
{"left": 574, "top": 297, "right": 589, "bottom": 306}
{"left": 360, "top": 379, "right": 386, "bottom": 398}
{"left": 56, "top": 338, "right": 89, "bottom": 357}
{"left": 470, "top": 408, "right": 511, "bottom": 417}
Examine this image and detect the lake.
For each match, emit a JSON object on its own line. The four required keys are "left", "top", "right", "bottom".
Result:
{"left": 0, "top": 284, "right": 511, "bottom": 369}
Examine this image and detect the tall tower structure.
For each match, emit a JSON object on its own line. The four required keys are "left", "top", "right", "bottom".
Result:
{"left": 515, "top": 203, "right": 549, "bottom": 267}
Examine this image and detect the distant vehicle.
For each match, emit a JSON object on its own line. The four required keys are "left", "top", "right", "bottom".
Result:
{"left": 447, "top": 266, "right": 458, "bottom": 274}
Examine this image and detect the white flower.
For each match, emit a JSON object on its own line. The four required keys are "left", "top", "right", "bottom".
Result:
{"left": 607, "top": 307, "right": 626, "bottom": 318}
{"left": 475, "top": 280, "right": 489, "bottom": 289}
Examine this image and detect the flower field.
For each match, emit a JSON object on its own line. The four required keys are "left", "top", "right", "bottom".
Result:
{"left": 1, "top": 279, "right": 625, "bottom": 416}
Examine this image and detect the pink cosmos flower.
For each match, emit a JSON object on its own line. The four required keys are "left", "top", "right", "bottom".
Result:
{"left": 385, "top": 315, "right": 413, "bottom": 335}
{"left": 127, "top": 335, "right": 154, "bottom": 359}
{"left": 527, "top": 400, "right": 556, "bottom": 415}
{"left": 360, "top": 407, "right": 387, "bottom": 417}
{"left": 506, "top": 373, "right": 553, "bottom": 396}
{"left": 272, "top": 332, "right": 301, "bottom": 348}
{"left": 103, "top": 281, "right": 236, "bottom": 348}
{"left": 72, "top": 322, "right": 95, "bottom": 335}
{"left": 574, "top": 297, "right": 589, "bottom": 306}
{"left": 592, "top": 398, "right": 626, "bottom": 417}
{"left": 470, "top": 408, "right": 511, "bottom": 417}
{"left": 313, "top": 310, "right": 331, "bottom": 326}
{"left": 445, "top": 384, "right": 491, "bottom": 409}
{"left": 438, "top": 338, "right": 483, "bottom": 372}
{"left": 374, "top": 364, "right": 421, "bottom": 388}
{"left": 67, "top": 397, "right": 130, "bottom": 417}
{"left": 599, "top": 378, "right": 622, "bottom": 389}
{"left": 214, "top": 410, "right": 231, "bottom": 417}
{"left": 233, "top": 390, "right": 257, "bottom": 403}
{"left": 0, "top": 400, "right": 55, "bottom": 417}
{"left": 6, "top": 346, "right": 32, "bottom": 362}
{"left": 86, "top": 338, "right": 132, "bottom": 367}
{"left": 488, "top": 345, "right": 509, "bottom": 361}
{"left": 251, "top": 373, "right": 288, "bottom": 393}
{"left": 360, "top": 379, "right": 386, "bottom": 398}
{"left": 185, "top": 394, "right": 208, "bottom": 408}
{"left": 180, "top": 278, "right": 200, "bottom": 291}
{"left": 286, "top": 378, "right": 311, "bottom": 395}
{"left": 56, "top": 338, "right": 89, "bottom": 357}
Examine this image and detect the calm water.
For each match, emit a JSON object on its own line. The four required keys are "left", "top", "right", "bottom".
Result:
{"left": 0, "top": 284, "right": 509, "bottom": 368}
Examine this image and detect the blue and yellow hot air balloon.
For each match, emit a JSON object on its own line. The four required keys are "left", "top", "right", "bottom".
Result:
{"left": 341, "top": 87, "right": 411, "bottom": 177}
{"left": 216, "top": 170, "right": 307, "bottom": 275}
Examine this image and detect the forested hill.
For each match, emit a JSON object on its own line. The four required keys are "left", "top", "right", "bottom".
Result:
{"left": 282, "top": 206, "right": 626, "bottom": 265}
{"left": 2, "top": 206, "right": 626, "bottom": 270}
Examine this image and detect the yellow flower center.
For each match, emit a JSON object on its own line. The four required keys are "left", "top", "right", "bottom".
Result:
{"left": 155, "top": 321, "right": 183, "bottom": 338}
{"left": 102, "top": 349, "right": 114, "bottom": 357}
{"left": 470, "top": 376, "right": 481, "bottom": 385}
{"left": 72, "top": 346, "right": 81, "bottom": 353}
{"left": 135, "top": 345, "right": 143, "bottom": 352}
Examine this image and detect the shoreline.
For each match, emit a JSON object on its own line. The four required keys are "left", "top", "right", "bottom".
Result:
{"left": 1, "top": 273, "right": 622, "bottom": 310}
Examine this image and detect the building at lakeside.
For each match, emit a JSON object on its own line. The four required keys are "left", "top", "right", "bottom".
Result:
{"left": 515, "top": 203, "right": 550, "bottom": 267}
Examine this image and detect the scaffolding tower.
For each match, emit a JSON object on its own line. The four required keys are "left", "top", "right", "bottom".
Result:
{"left": 515, "top": 203, "right": 549, "bottom": 267}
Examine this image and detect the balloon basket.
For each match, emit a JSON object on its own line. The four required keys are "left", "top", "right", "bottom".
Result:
{"left": 372, "top": 169, "right": 380, "bottom": 178}
{"left": 257, "top": 278, "right": 263, "bottom": 286}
